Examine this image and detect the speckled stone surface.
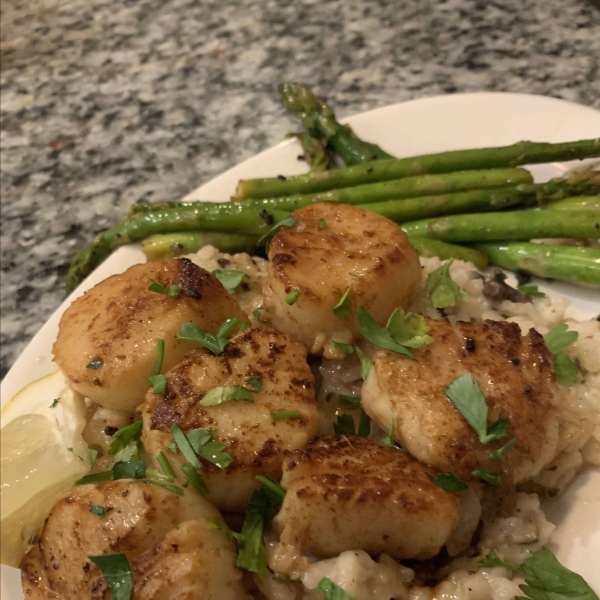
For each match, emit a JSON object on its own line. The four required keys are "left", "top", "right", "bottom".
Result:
{"left": 1, "top": 0, "right": 599, "bottom": 379}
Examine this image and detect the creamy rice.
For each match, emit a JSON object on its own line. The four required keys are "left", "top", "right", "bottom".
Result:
{"left": 188, "top": 247, "right": 600, "bottom": 600}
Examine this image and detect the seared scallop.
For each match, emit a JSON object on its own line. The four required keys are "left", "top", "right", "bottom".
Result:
{"left": 20, "top": 480, "right": 248, "bottom": 600}
{"left": 53, "top": 258, "right": 246, "bottom": 413}
{"left": 270, "top": 435, "right": 461, "bottom": 569}
{"left": 141, "top": 327, "right": 319, "bottom": 512}
{"left": 262, "top": 203, "right": 420, "bottom": 357}
{"left": 361, "top": 318, "right": 559, "bottom": 485}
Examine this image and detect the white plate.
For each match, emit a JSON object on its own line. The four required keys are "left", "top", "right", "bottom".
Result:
{"left": 2, "top": 92, "right": 600, "bottom": 598}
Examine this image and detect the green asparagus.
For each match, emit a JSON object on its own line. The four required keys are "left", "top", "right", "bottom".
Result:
{"left": 66, "top": 206, "right": 289, "bottom": 293}
{"left": 546, "top": 196, "right": 600, "bottom": 211}
{"left": 476, "top": 242, "right": 600, "bottom": 287}
{"left": 142, "top": 232, "right": 259, "bottom": 260}
{"left": 286, "top": 130, "right": 335, "bottom": 172}
{"left": 233, "top": 138, "right": 600, "bottom": 200}
{"left": 401, "top": 210, "right": 600, "bottom": 242}
{"left": 278, "top": 82, "right": 394, "bottom": 166}
{"left": 408, "top": 237, "right": 489, "bottom": 270}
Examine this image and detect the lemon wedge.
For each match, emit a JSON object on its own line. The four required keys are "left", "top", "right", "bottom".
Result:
{"left": 1, "top": 370, "right": 90, "bottom": 567}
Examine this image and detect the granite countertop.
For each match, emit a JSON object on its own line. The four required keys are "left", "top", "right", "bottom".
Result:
{"left": 1, "top": 0, "right": 599, "bottom": 379}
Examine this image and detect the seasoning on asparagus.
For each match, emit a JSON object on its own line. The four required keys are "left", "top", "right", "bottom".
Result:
{"left": 545, "top": 196, "right": 600, "bottom": 211}
{"left": 278, "top": 82, "right": 394, "bottom": 166}
{"left": 476, "top": 243, "right": 600, "bottom": 288}
{"left": 408, "top": 237, "right": 489, "bottom": 270}
{"left": 401, "top": 210, "right": 600, "bottom": 242}
{"left": 66, "top": 206, "right": 289, "bottom": 293}
{"left": 233, "top": 138, "right": 600, "bottom": 200}
{"left": 142, "top": 232, "right": 259, "bottom": 260}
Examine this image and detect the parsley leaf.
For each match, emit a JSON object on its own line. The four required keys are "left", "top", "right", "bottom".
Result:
{"left": 88, "top": 448, "right": 99, "bottom": 467}
{"left": 354, "top": 346, "right": 371, "bottom": 380}
{"left": 181, "top": 462, "right": 209, "bottom": 496}
{"left": 333, "top": 413, "right": 357, "bottom": 436}
{"left": 108, "top": 421, "right": 144, "bottom": 462}
{"left": 245, "top": 376, "right": 262, "bottom": 392}
{"left": 386, "top": 308, "right": 433, "bottom": 348}
{"left": 490, "top": 437, "right": 517, "bottom": 460}
{"left": 357, "top": 409, "right": 371, "bottom": 438}
{"left": 255, "top": 475, "right": 286, "bottom": 499}
{"left": 171, "top": 424, "right": 201, "bottom": 469}
{"left": 445, "top": 373, "right": 508, "bottom": 445}
{"left": 147, "top": 338, "right": 166, "bottom": 394}
{"left": 212, "top": 269, "right": 249, "bottom": 294}
{"left": 333, "top": 286, "right": 352, "bottom": 320}
{"left": 148, "top": 279, "right": 180, "bottom": 298}
{"left": 252, "top": 305, "right": 264, "bottom": 319}
{"left": 318, "top": 218, "right": 327, "bottom": 229}
{"left": 143, "top": 479, "right": 184, "bottom": 495}
{"left": 200, "top": 385, "right": 254, "bottom": 406}
{"left": 199, "top": 440, "right": 233, "bottom": 469}
{"left": 333, "top": 341, "right": 354, "bottom": 355}
{"left": 519, "top": 547, "right": 599, "bottom": 600}
{"left": 472, "top": 468, "right": 500, "bottom": 485}
{"left": 206, "top": 516, "right": 242, "bottom": 542}
{"left": 479, "top": 549, "right": 520, "bottom": 571}
{"left": 148, "top": 374, "right": 167, "bottom": 394}
{"left": 112, "top": 460, "right": 146, "bottom": 480}
{"left": 236, "top": 477, "right": 285, "bottom": 574}
{"left": 257, "top": 216, "right": 297, "bottom": 246}
{"left": 90, "top": 505, "right": 113, "bottom": 519}
{"left": 425, "top": 260, "right": 469, "bottom": 309}
{"left": 553, "top": 353, "right": 579, "bottom": 387}
{"left": 285, "top": 288, "right": 300, "bottom": 305}
{"left": 517, "top": 284, "right": 546, "bottom": 298}
{"left": 380, "top": 415, "right": 396, "bottom": 448}
{"left": 338, "top": 394, "right": 361, "bottom": 409}
{"left": 176, "top": 318, "right": 241, "bottom": 354}
{"left": 76, "top": 470, "right": 113, "bottom": 485}
{"left": 86, "top": 359, "right": 103, "bottom": 369}
{"left": 50, "top": 398, "right": 60, "bottom": 408}
{"left": 316, "top": 578, "right": 358, "bottom": 600}
{"left": 155, "top": 450, "right": 176, "bottom": 479}
{"left": 186, "top": 428, "right": 214, "bottom": 454}
{"left": 270, "top": 410, "right": 301, "bottom": 420}
{"left": 89, "top": 553, "right": 133, "bottom": 600}
{"left": 543, "top": 324, "right": 579, "bottom": 355}
{"left": 357, "top": 306, "right": 415, "bottom": 359}
{"left": 430, "top": 472, "right": 468, "bottom": 492}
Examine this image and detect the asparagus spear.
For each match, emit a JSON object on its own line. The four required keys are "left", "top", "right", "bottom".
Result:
{"left": 233, "top": 138, "right": 600, "bottom": 200}
{"left": 278, "top": 82, "right": 394, "bottom": 166}
{"left": 65, "top": 206, "right": 289, "bottom": 293}
{"left": 142, "top": 232, "right": 259, "bottom": 260}
{"left": 546, "top": 196, "right": 600, "bottom": 211}
{"left": 476, "top": 242, "right": 600, "bottom": 287}
{"left": 286, "top": 130, "right": 335, "bottom": 172}
{"left": 408, "top": 237, "right": 489, "bottom": 270}
{"left": 401, "top": 210, "right": 600, "bottom": 242}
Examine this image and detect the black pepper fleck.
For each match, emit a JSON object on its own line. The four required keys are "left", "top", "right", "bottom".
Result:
{"left": 277, "top": 174, "right": 287, "bottom": 181}
{"left": 465, "top": 337, "right": 476, "bottom": 352}
{"left": 259, "top": 209, "right": 274, "bottom": 225}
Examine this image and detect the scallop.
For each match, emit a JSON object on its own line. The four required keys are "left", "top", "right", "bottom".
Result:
{"left": 20, "top": 480, "right": 248, "bottom": 599}
{"left": 141, "top": 327, "right": 320, "bottom": 512}
{"left": 361, "top": 318, "right": 560, "bottom": 485}
{"left": 262, "top": 203, "right": 421, "bottom": 356}
{"left": 53, "top": 258, "right": 246, "bottom": 413}
{"left": 271, "top": 435, "right": 461, "bottom": 568}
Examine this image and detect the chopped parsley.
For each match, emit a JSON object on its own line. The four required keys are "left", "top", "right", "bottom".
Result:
{"left": 257, "top": 216, "right": 297, "bottom": 246}
{"left": 333, "top": 411, "right": 370, "bottom": 438}
{"left": 112, "top": 460, "right": 146, "bottom": 480}
{"left": 253, "top": 305, "right": 264, "bottom": 320}
{"left": 206, "top": 516, "right": 242, "bottom": 542}
{"left": 517, "top": 284, "right": 546, "bottom": 298}
{"left": 552, "top": 353, "right": 579, "bottom": 387}
{"left": 543, "top": 324, "right": 580, "bottom": 386}
{"left": 90, "top": 505, "right": 113, "bottom": 519}
{"left": 88, "top": 448, "right": 99, "bottom": 467}
{"left": 270, "top": 410, "right": 301, "bottom": 420}
{"left": 285, "top": 288, "right": 300, "bottom": 305}
{"left": 445, "top": 373, "right": 509, "bottom": 445}
{"left": 76, "top": 470, "right": 113, "bottom": 485}
{"left": 333, "top": 341, "right": 354, "bottom": 355}
{"left": 354, "top": 346, "right": 371, "bottom": 380}
{"left": 147, "top": 338, "right": 166, "bottom": 394}
{"left": 333, "top": 286, "right": 352, "bottom": 320}
{"left": 86, "top": 359, "right": 103, "bottom": 369}
{"left": 543, "top": 324, "right": 579, "bottom": 355}
{"left": 490, "top": 437, "right": 517, "bottom": 460}
{"left": 430, "top": 472, "right": 468, "bottom": 492}
{"left": 212, "top": 269, "right": 249, "bottom": 294}
{"left": 155, "top": 450, "right": 176, "bottom": 480}
{"left": 176, "top": 318, "right": 241, "bottom": 354}
{"left": 338, "top": 394, "right": 362, "bottom": 409}
{"left": 171, "top": 424, "right": 201, "bottom": 469}
{"left": 88, "top": 553, "right": 133, "bottom": 600}
{"left": 425, "top": 260, "right": 468, "bottom": 309}
{"left": 380, "top": 415, "right": 396, "bottom": 448}
{"left": 200, "top": 385, "right": 255, "bottom": 406}
{"left": 181, "top": 462, "right": 209, "bottom": 496}
{"left": 316, "top": 578, "right": 357, "bottom": 600}
{"left": 318, "top": 218, "right": 327, "bottom": 229}
{"left": 147, "top": 279, "right": 180, "bottom": 298}
{"left": 50, "top": 398, "right": 60, "bottom": 408}
{"left": 472, "top": 467, "right": 500, "bottom": 485}
{"left": 245, "top": 376, "right": 263, "bottom": 392}
{"left": 108, "top": 420, "right": 144, "bottom": 462}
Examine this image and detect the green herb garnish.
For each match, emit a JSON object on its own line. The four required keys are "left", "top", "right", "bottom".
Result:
{"left": 425, "top": 260, "right": 468, "bottom": 309}
{"left": 200, "top": 385, "right": 255, "bottom": 406}
{"left": 76, "top": 470, "right": 113, "bottom": 485}
{"left": 354, "top": 346, "right": 371, "bottom": 380}
{"left": 147, "top": 338, "right": 166, "bottom": 394}
{"left": 490, "top": 437, "right": 517, "bottom": 459}
{"left": 245, "top": 376, "right": 263, "bottom": 392}
{"left": 430, "top": 472, "right": 468, "bottom": 492}
{"left": 316, "top": 578, "right": 357, "bottom": 600}
{"left": 552, "top": 353, "right": 579, "bottom": 386}
{"left": 518, "top": 284, "right": 546, "bottom": 298}
{"left": 88, "top": 553, "right": 133, "bottom": 600}
{"left": 333, "top": 413, "right": 357, "bottom": 436}
{"left": 198, "top": 440, "right": 233, "bottom": 469}
{"left": 333, "top": 286, "right": 352, "bottom": 320}
{"left": 479, "top": 549, "right": 520, "bottom": 570}
{"left": 318, "top": 218, "right": 327, "bottom": 229}
{"left": 88, "top": 448, "right": 99, "bottom": 467}
{"left": 253, "top": 305, "right": 264, "bottom": 319}
{"left": 445, "top": 373, "right": 508, "bottom": 445}
{"left": 171, "top": 424, "right": 201, "bottom": 469}
{"left": 112, "top": 460, "right": 146, "bottom": 480}
{"left": 50, "top": 398, "right": 60, "bottom": 408}
{"left": 380, "top": 415, "right": 396, "bottom": 448}
{"left": 212, "top": 269, "right": 249, "bottom": 294}
{"left": 108, "top": 420, "right": 144, "bottom": 462}
{"left": 472, "top": 468, "right": 500, "bottom": 485}
{"left": 86, "top": 359, "right": 103, "bottom": 369}
{"left": 181, "top": 462, "right": 209, "bottom": 496}
{"left": 90, "top": 505, "right": 112, "bottom": 519}
{"left": 543, "top": 324, "right": 579, "bottom": 354}
{"left": 142, "top": 479, "right": 184, "bottom": 495}
{"left": 333, "top": 341, "right": 354, "bottom": 355}
{"left": 176, "top": 318, "right": 241, "bottom": 354}
{"left": 338, "top": 394, "right": 361, "bottom": 409}
{"left": 285, "top": 289, "right": 300, "bottom": 305}
{"left": 155, "top": 450, "right": 176, "bottom": 479}
{"left": 270, "top": 410, "right": 301, "bottom": 420}
{"left": 148, "top": 279, "right": 180, "bottom": 298}
{"left": 257, "top": 216, "right": 297, "bottom": 246}
{"left": 206, "top": 516, "right": 242, "bottom": 542}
